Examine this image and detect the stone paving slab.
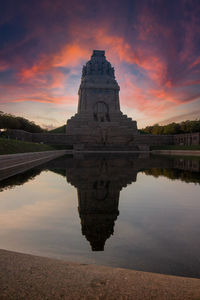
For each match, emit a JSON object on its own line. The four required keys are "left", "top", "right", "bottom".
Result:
{"left": 0, "top": 150, "right": 68, "bottom": 181}
{"left": 0, "top": 249, "right": 200, "bottom": 300}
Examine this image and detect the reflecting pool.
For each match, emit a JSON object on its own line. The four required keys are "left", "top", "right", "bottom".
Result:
{"left": 0, "top": 154, "right": 200, "bottom": 278}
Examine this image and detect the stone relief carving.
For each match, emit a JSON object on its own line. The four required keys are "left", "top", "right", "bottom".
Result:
{"left": 82, "top": 51, "right": 115, "bottom": 78}
{"left": 93, "top": 101, "right": 110, "bottom": 122}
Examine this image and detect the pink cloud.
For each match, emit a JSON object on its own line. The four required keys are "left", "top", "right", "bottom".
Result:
{"left": 0, "top": 1, "right": 199, "bottom": 126}
{"left": 19, "top": 44, "right": 90, "bottom": 82}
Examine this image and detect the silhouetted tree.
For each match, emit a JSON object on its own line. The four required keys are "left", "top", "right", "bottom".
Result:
{"left": 142, "top": 120, "right": 200, "bottom": 135}
{"left": 0, "top": 112, "right": 45, "bottom": 133}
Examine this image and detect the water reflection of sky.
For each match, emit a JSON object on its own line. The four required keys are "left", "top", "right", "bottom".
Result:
{"left": 0, "top": 159, "right": 200, "bottom": 278}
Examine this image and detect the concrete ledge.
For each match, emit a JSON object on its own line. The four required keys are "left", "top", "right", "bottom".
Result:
{"left": 151, "top": 150, "right": 200, "bottom": 156}
{"left": 0, "top": 249, "right": 200, "bottom": 300}
{"left": 74, "top": 150, "right": 150, "bottom": 153}
{"left": 0, "top": 150, "right": 68, "bottom": 181}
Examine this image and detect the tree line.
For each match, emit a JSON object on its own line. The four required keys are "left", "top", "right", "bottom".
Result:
{"left": 144, "top": 168, "right": 200, "bottom": 185}
{"left": 0, "top": 111, "right": 45, "bottom": 133}
{"left": 140, "top": 120, "right": 200, "bottom": 135}
{"left": 1, "top": 110, "right": 200, "bottom": 135}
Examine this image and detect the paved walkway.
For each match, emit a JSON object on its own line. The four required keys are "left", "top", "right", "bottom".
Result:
{"left": 151, "top": 149, "right": 200, "bottom": 156}
{"left": 0, "top": 249, "right": 200, "bottom": 299}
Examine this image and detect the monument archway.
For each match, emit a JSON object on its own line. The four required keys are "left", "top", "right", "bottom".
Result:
{"left": 93, "top": 101, "right": 110, "bottom": 122}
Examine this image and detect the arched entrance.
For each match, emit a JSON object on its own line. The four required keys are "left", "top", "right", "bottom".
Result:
{"left": 93, "top": 101, "right": 110, "bottom": 122}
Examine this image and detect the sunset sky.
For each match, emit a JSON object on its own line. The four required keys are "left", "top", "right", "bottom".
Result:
{"left": 0, "top": 0, "right": 200, "bottom": 129}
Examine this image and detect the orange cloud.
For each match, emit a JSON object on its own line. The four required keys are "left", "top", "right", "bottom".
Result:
{"left": 19, "top": 44, "right": 90, "bottom": 81}
{"left": 120, "top": 75, "right": 168, "bottom": 117}
{"left": 19, "top": 26, "right": 167, "bottom": 90}
{"left": 91, "top": 28, "right": 167, "bottom": 86}
{"left": 1, "top": 18, "right": 199, "bottom": 122}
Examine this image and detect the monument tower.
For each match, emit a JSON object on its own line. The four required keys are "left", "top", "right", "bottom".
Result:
{"left": 66, "top": 50, "right": 138, "bottom": 148}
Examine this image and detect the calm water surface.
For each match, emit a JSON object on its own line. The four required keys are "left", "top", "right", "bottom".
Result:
{"left": 0, "top": 154, "right": 200, "bottom": 278}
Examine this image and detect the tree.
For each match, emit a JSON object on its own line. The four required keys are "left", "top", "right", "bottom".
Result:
{"left": 141, "top": 120, "right": 200, "bottom": 135}
{"left": 0, "top": 112, "right": 45, "bottom": 133}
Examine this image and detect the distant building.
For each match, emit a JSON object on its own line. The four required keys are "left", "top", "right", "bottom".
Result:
{"left": 174, "top": 132, "right": 200, "bottom": 146}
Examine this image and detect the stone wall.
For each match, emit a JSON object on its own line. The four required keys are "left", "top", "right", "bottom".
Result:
{"left": 134, "top": 134, "right": 173, "bottom": 146}
{"left": 174, "top": 132, "right": 200, "bottom": 145}
{"left": 7, "top": 130, "right": 200, "bottom": 148}
{"left": 6, "top": 130, "right": 73, "bottom": 145}
{"left": 32, "top": 133, "right": 73, "bottom": 145}
{"left": 6, "top": 129, "right": 32, "bottom": 142}
{"left": 6, "top": 129, "right": 174, "bottom": 149}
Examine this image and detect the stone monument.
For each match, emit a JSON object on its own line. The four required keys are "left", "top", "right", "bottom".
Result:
{"left": 66, "top": 50, "right": 138, "bottom": 149}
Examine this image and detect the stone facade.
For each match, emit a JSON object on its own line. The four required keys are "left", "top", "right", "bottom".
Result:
{"left": 66, "top": 50, "right": 139, "bottom": 148}
{"left": 7, "top": 130, "right": 200, "bottom": 149}
{"left": 6, "top": 129, "right": 32, "bottom": 142}
{"left": 174, "top": 132, "right": 200, "bottom": 146}
{"left": 6, "top": 129, "right": 174, "bottom": 149}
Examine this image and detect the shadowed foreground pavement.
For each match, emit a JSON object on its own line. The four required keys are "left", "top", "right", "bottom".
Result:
{"left": 0, "top": 249, "right": 200, "bottom": 300}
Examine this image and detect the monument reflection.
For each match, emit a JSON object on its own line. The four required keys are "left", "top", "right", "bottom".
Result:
{"left": 0, "top": 154, "right": 199, "bottom": 253}
{"left": 63, "top": 154, "right": 199, "bottom": 251}
{"left": 65, "top": 155, "right": 138, "bottom": 251}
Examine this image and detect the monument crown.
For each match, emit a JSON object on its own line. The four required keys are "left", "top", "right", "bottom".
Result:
{"left": 82, "top": 49, "right": 115, "bottom": 79}
{"left": 92, "top": 50, "right": 105, "bottom": 57}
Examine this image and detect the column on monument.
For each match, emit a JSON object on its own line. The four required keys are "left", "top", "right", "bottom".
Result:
{"left": 84, "top": 89, "right": 87, "bottom": 112}
{"left": 77, "top": 88, "right": 81, "bottom": 113}
{"left": 78, "top": 88, "right": 87, "bottom": 114}
{"left": 115, "top": 90, "right": 120, "bottom": 111}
